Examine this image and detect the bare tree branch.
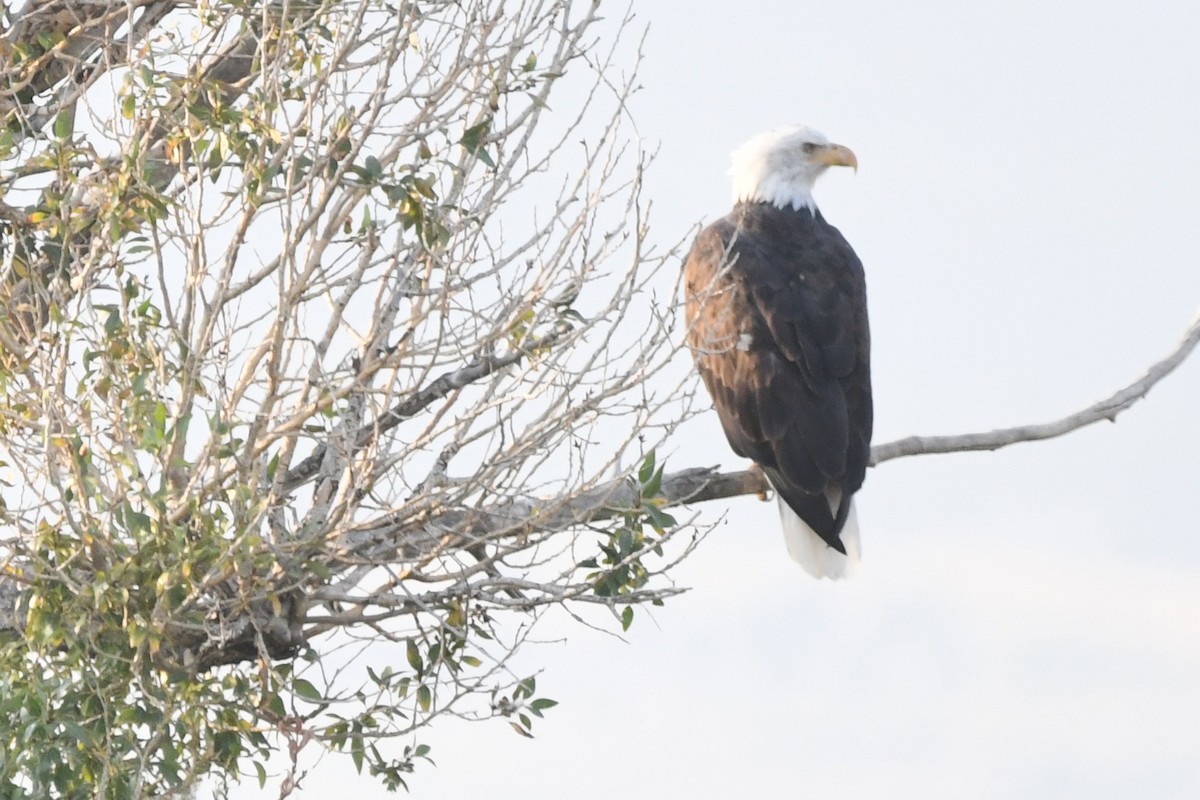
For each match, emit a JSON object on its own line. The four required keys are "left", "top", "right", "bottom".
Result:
{"left": 871, "top": 305, "right": 1200, "bottom": 464}
{"left": 282, "top": 328, "right": 566, "bottom": 493}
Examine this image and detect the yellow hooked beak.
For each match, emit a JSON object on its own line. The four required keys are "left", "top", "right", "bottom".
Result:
{"left": 813, "top": 143, "right": 858, "bottom": 173}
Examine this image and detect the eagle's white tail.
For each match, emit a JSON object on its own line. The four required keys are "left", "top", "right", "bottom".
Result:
{"left": 777, "top": 497, "right": 861, "bottom": 580}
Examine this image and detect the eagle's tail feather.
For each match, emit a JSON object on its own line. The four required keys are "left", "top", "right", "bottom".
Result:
{"left": 777, "top": 497, "right": 861, "bottom": 580}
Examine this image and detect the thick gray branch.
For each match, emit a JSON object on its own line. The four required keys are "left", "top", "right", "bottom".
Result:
{"left": 344, "top": 465, "right": 768, "bottom": 562}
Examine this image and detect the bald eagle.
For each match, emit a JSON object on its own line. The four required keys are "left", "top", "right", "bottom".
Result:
{"left": 684, "top": 126, "right": 872, "bottom": 579}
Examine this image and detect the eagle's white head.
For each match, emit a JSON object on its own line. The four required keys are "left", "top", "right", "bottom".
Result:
{"left": 729, "top": 125, "right": 858, "bottom": 214}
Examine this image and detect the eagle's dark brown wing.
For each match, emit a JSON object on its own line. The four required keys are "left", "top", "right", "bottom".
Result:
{"left": 684, "top": 203, "right": 872, "bottom": 551}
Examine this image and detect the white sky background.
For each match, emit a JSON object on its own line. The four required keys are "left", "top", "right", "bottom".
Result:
{"left": 234, "top": 1, "right": 1200, "bottom": 797}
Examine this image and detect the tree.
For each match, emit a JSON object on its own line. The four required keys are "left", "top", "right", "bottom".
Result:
{"left": 0, "top": 0, "right": 701, "bottom": 794}
{"left": 1, "top": 0, "right": 1197, "bottom": 797}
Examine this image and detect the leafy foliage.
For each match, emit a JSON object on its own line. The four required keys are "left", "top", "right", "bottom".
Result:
{"left": 0, "top": 0, "right": 689, "bottom": 796}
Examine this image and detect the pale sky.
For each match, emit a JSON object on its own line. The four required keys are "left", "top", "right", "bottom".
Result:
{"left": 232, "top": 2, "right": 1200, "bottom": 797}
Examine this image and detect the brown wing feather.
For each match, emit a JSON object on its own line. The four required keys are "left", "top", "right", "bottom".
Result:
{"left": 684, "top": 203, "right": 872, "bottom": 549}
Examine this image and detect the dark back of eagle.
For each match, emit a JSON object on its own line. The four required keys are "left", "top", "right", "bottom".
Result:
{"left": 684, "top": 202, "right": 872, "bottom": 552}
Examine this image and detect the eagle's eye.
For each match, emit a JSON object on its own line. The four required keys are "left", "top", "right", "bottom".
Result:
{"left": 801, "top": 142, "right": 818, "bottom": 154}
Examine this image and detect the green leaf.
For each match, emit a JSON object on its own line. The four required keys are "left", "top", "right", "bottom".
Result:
{"left": 309, "top": 559, "right": 333, "bottom": 581}
{"left": 102, "top": 307, "right": 121, "bottom": 336}
{"left": 460, "top": 121, "right": 489, "bottom": 152}
{"left": 293, "top": 678, "right": 322, "bottom": 701}
{"left": 523, "top": 52, "right": 538, "bottom": 71}
{"left": 416, "top": 684, "right": 431, "bottom": 712}
{"left": 645, "top": 504, "right": 677, "bottom": 533}
{"left": 413, "top": 176, "right": 437, "bottom": 199}
{"left": 459, "top": 119, "right": 495, "bottom": 167}
{"left": 530, "top": 698, "right": 558, "bottom": 713}
{"left": 618, "top": 527, "right": 634, "bottom": 555}
{"left": 638, "top": 450, "right": 655, "bottom": 485}
{"left": 643, "top": 465, "right": 664, "bottom": 499}
{"left": 60, "top": 721, "right": 95, "bottom": 746}
{"left": 37, "top": 30, "right": 64, "bottom": 51}
{"left": 621, "top": 606, "right": 634, "bottom": 631}
{"left": 126, "top": 509, "right": 151, "bottom": 536}
{"left": 53, "top": 109, "right": 72, "bottom": 140}
{"left": 406, "top": 639, "right": 423, "bottom": 674}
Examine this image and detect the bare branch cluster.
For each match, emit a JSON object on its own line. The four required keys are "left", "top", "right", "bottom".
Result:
{"left": 0, "top": 0, "right": 703, "bottom": 793}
